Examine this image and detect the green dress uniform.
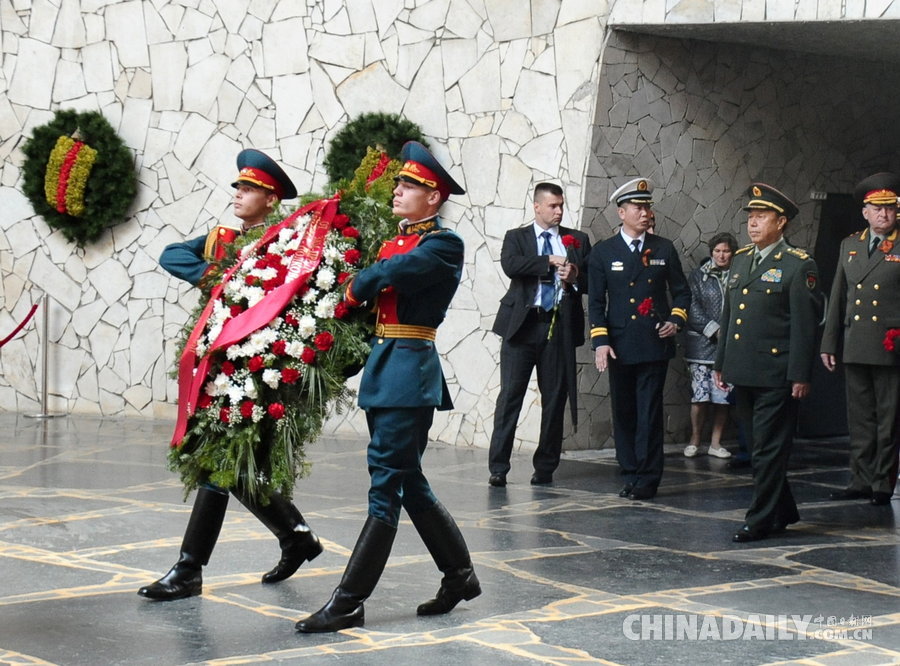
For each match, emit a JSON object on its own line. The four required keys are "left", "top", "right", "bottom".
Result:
{"left": 716, "top": 239, "right": 822, "bottom": 537}
{"left": 820, "top": 173, "right": 900, "bottom": 504}
{"left": 715, "top": 184, "right": 823, "bottom": 541}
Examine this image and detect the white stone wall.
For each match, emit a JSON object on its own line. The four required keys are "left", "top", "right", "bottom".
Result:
{"left": 0, "top": 1, "right": 608, "bottom": 452}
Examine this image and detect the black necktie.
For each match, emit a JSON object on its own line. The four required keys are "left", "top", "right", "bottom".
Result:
{"left": 870, "top": 236, "right": 881, "bottom": 257}
{"left": 631, "top": 238, "right": 640, "bottom": 254}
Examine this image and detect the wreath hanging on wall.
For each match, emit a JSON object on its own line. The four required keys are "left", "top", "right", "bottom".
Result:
{"left": 323, "top": 112, "right": 429, "bottom": 185}
{"left": 21, "top": 109, "right": 137, "bottom": 246}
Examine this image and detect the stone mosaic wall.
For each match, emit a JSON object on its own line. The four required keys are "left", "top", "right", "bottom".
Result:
{"left": 580, "top": 29, "right": 900, "bottom": 448}
{"left": 0, "top": 0, "right": 607, "bottom": 453}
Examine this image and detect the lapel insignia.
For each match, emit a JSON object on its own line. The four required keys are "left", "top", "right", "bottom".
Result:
{"left": 611, "top": 260, "right": 624, "bottom": 271}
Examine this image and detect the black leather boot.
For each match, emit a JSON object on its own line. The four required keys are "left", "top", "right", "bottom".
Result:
{"left": 295, "top": 515, "right": 396, "bottom": 633}
{"left": 232, "top": 490, "right": 323, "bottom": 583}
{"left": 138, "top": 486, "right": 229, "bottom": 600}
{"left": 410, "top": 502, "right": 481, "bottom": 616}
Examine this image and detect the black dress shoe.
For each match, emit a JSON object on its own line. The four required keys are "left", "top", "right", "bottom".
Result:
{"left": 871, "top": 492, "right": 892, "bottom": 506}
{"left": 530, "top": 473, "right": 552, "bottom": 485}
{"left": 618, "top": 484, "right": 634, "bottom": 498}
{"left": 829, "top": 487, "right": 871, "bottom": 501}
{"left": 732, "top": 525, "right": 767, "bottom": 543}
{"left": 489, "top": 474, "right": 507, "bottom": 487}
{"left": 627, "top": 486, "right": 656, "bottom": 500}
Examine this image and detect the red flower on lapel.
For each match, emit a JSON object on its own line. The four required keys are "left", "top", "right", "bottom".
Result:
{"left": 642, "top": 248, "right": 652, "bottom": 267}
{"left": 561, "top": 234, "right": 581, "bottom": 250}
{"left": 883, "top": 328, "right": 900, "bottom": 352}
{"left": 880, "top": 239, "right": 894, "bottom": 254}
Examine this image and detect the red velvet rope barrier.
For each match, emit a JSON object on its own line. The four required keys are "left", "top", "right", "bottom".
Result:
{"left": 0, "top": 303, "right": 39, "bottom": 348}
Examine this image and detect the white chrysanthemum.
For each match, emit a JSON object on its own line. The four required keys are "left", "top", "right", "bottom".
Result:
{"left": 224, "top": 279, "right": 244, "bottom": 300}
{"left": 204, "top": 381, "right": 217, "bottom": 396}
{"left": 213, "top": 373, "right": 231, "bottom": 396}
{"left": 244, "top": 377, "right": 258, "bottom": 399}
{"left": 244, "top": 286, "right": 266, "bottom": 307}
{"left": 195, "top": 340, "right": 208, "bottom": 357}
{"left": 227, "top": 383, "right": 245, "bottom": 404}
{"left": 278, "top": 227, "right": 296, "bottom": 244}
{"left": 225, "top": 344, "right": 244, "bottom": 360}
{"left": 302, "top": 288, "right": 319, "bottom": 304}
{"left": 298, "top": 315, "right": 317, "bottom": 338}
{"left": 243, "top": 337, "right": 266, "bottom": 357}
{"left": 262, "top": 368, "right": 281, "bottom": 389}
{"left": 314, "top": 295, "right": 336, "bottom": 319}
{"left": 252, "top": 266, "right": 279, "bottom": 282}
{"left": 286, "top": 340, "right": 305, "bottom": 357}
{"left": 316, "top": 267, "right": 335, "bottom": 290}
{"left": 249, "top": 328, "right": 277, "bottom": 349}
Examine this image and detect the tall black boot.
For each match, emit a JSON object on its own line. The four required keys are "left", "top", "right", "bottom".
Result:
{"left": 410, "top": 502, "right": 481, "bottom": 616}
{"left": 231, "top": 489, "right": 323, "bottom": 583}
{"left": 137, "top": 486, "right": 229, "bottom": 600}
{"left": 295, "top": 515, "right": 396, "bottom": 633}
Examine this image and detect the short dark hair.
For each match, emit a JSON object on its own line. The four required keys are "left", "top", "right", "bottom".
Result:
{"left": 534, "top": 182, "right": 563, "bottom": 201}
{"left": 708, "top": 232, "right": 738, "bottom": 254}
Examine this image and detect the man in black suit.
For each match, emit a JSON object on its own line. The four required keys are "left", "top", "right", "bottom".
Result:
{"left": 488, "top": 182, "right": 591, "bottom": 486}
{"left": 589, "top": 178, "right": 690, "bottom": 500}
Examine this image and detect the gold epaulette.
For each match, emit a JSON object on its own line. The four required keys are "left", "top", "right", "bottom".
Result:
{"left": 785, "top": 247, "right": 809, "bottom": 259}
{"left": 735, "top": 244, "right": 755, "bottom": 255}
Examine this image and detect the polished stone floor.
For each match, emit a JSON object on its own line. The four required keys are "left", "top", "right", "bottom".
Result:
{"left": 0, "top": 414, "right": 898, "bottom": 665}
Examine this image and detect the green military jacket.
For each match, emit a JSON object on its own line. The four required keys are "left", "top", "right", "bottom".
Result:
{"left": 714, "top": 239, "right": 822, "bottom": 387}
{"left": 821, "top": 227, "right": 900, "bottom": 366}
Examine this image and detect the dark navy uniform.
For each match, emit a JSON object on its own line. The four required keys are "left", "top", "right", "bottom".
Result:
{"left": 588, "top": 179, "right": 690, "bottom": 496}
{"left": 715, "top": 184, "right": 822, "bottom": 542}
{"left": 821, "top": 173, "right": 900, "bottom": 504}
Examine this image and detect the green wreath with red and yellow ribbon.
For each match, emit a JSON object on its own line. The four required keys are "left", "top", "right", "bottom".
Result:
{"left": 22, "top": 110, "right": 136, "bottom": 246}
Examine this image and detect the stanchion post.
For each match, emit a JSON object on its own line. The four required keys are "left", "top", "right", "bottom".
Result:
{"left": 26, "top": 294, "right": 63, "bottom": 420}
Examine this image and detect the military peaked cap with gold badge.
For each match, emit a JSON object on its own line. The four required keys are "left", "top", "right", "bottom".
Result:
{"left": 231, "top": 148, "right": 297, "bottom": 200}
{"left": 396, "top": 141, "right": 465, "bottom": 201}
{"left": 853, "top": 172, "right": 900, "bottom": 206}
{"left": 609, "top": 177, "right": 654, "bottom": 206}
{"left": 742, "top": 182, "right": 799, "bottom": 220}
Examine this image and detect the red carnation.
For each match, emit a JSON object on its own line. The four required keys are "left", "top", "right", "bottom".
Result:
{"left": 344, "top": 248, "right": 361, "bottom": 265}
{"left": 248, "top": 355, "right": 265, "bottom": 372}
{"left": 342, "top": 226, "right": 360, "bottom": 238}
{"left": 561, "top": 234, "right": 581, "bottom": 249}
{"left": 284, "top": 313, "right": 299, "bottom": 327}
{"left": 267, "top": 403, "right": 285, "bottom": 420}
{"left": 314, "top": 331, "right": 334, "bottom": 352}
{"left": 197, "top": 393, "right": 213, "bottom": 409}
{"left": 883, "top": 328, "right": 900, "bottom": 352}
{"left": 301, "top": 346, "right": 316, "bottom": 364}
{"left": 254, "top": 258, "right": 267, "bottom": 269}
{"left": 219, "top": 407, "right": 231, "bottom": 423}
{"left": 229, "top": 304, "right": 243, "bottom": 318}
{"left": 244, "top": 274, "right": 257, "bottom": 286}
{"left": 337, "top": 271, "right": 350, "bottom": 284}
{"left": 272, "top": 340, "right": 287, "bottom": 356}
{"left": 637, "top": 298, "right": 654, "bottom": 317}
{"left": 263, "top": 278, "right": 281, "bottom": 292}
{"left": 281, "top": 367, "right": 301, "bottom": 384}
{"left": 240, "top": 400, "right": 255, "bottom": 418}
{"left": 333, "top": 214, "right": 350, "bottom": 230}
{"left": 221, "top": 361, "right": 236, "bottom": 376}
{"left": 333, "top": 301, "right": 349, "bottom": 319}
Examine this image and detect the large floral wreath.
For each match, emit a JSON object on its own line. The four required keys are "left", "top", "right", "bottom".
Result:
{"left": 169, "top": 149, "right": 398, "bottom": 502}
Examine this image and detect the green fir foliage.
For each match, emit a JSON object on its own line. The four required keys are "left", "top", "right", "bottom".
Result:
{"left": 21, "top": 110, "right": 137, "bottom": 246}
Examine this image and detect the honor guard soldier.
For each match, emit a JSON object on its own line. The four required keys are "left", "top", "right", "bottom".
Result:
{"left": 821, "top": 172, "right": 900, "bottom": 506}
{"left": 140, "top": 149, "right": 321, "bottom": 601}
{"left": 296, "top": 141, "right": 480, "bottom": 633}
{"left": 159, "top": 148, "right": 298, "bottom": 285}
{"left": 588, "top": 178, "right": 691, "bottom": 500}
{"left": 714, "top": 183, "right": 823, "bottom": 542}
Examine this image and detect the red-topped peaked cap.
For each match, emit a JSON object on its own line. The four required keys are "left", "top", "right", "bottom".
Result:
{"left": 231, "top": 148, "right": 297, "bottom": 200}
{"left": 396, "top": 141, "right": 465, "bottom": 202}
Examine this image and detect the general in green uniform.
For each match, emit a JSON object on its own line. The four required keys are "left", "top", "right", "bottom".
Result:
{"left": 821, "top": 172, "right": 900, "bottom": 506}
{"left": 714, "top": 183, "right": 823, "bottom": 543}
